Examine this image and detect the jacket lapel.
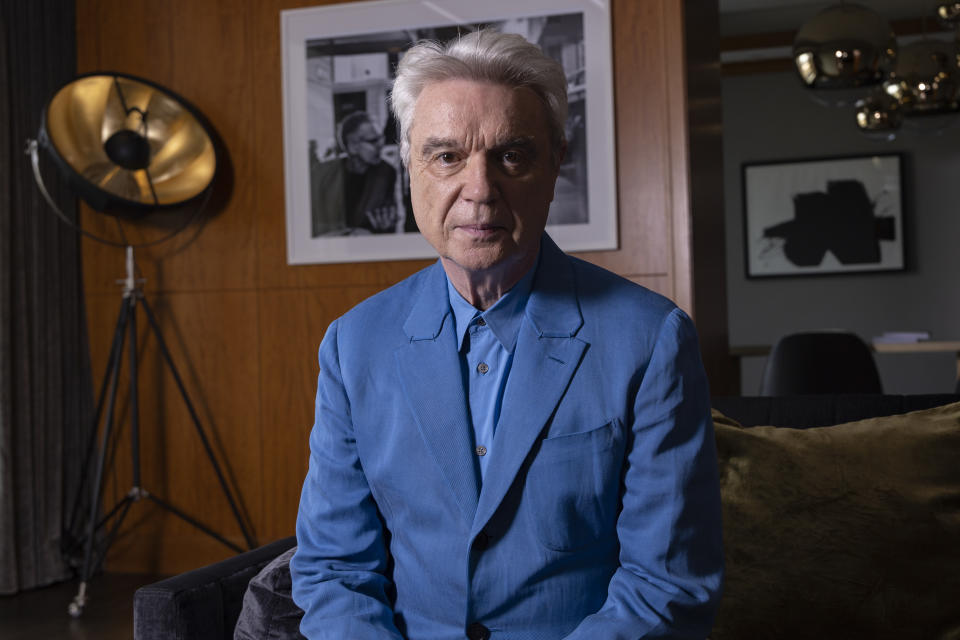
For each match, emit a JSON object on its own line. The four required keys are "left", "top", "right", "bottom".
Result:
{"left": 395, "top": 262, "right": 479, "bottom": 526}
{"left": 471, "top": 236, "right": 587, "bottom": 536}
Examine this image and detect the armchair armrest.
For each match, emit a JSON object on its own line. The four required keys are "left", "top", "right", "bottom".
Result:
{"left": 133, "top": 536, "right": 296, "bottom": 640}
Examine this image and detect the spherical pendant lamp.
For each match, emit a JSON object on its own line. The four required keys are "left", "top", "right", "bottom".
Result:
{"left": 935, "top": 2, "right": 960, "bottom": 26}
{"left": 854, "top": 90, "right": 903, "bottom": 139}
{"left": 793, "top": 2, "right": 898, "bottom": 107}
{"left": 931, "top": 3, "right": 959, "bottom": 85}
{"left": 885, "top": 40, "right": 960, "bottom": 116}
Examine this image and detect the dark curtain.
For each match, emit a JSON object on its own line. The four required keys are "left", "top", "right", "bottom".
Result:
{"left": 1, "top": 0, "right": 94, "bottom": 594}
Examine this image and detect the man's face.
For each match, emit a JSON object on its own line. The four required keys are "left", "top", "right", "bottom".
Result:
{"left": 408, "top": 79, "right": 561, "bottom": 279}
{"left": 345, "top": 121, "right": 384, "bottom": 167}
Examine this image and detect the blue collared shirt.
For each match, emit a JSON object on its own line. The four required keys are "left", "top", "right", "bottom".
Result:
{"left": 446, "top": 264, "right": 536, "bottom": 480}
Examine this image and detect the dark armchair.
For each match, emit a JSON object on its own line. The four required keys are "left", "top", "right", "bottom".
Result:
{"left": 759, "top": 331, "right": 883, "bottom": 396}
{"left": 133, "top": 536, "right": 297, "bottom": 640}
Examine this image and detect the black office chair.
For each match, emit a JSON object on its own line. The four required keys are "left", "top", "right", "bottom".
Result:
{"left": 759, "top": 331, "right": 883, "bottom": 396}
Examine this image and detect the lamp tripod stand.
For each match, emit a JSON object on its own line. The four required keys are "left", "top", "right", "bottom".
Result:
{"left": 66, "top": 246, "right": 256, "bottom": 617}
{"left": 26, "top": 72, "right": 256, "bottom": 618}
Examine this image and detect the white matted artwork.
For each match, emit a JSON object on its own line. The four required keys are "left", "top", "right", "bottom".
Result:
{"left": 742, "top": 154, "right": 905, "bottom": 278}
{"left": 280, "top": 0, "right": 617, "bottom": 265}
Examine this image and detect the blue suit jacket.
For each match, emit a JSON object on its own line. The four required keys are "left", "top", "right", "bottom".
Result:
{"left": 291, "top": 235, "right": 723, "bottom": 639}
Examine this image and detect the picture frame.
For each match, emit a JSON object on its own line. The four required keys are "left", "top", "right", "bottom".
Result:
{"left": 742, "top": 153, "right": 905, "bottom": 278}
{"left": 280, "top": 0, "right": 617, "bottom": 265}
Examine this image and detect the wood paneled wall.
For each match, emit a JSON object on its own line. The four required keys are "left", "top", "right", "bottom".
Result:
{"left": 75, "top": 0, "right": 729, "bottom": 574}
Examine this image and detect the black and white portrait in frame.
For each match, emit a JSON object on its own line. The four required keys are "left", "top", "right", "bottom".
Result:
{"left": 281, "top": 0, "right": 616, "bottom": 265}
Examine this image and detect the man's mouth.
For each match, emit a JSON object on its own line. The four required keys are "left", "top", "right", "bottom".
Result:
{"left": 457, "top": 224, "right": 505, "bottom": 239}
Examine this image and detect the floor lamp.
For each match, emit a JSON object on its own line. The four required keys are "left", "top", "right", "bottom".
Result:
{"left": 26, "top": 72, "right": 257, "bottom": 617}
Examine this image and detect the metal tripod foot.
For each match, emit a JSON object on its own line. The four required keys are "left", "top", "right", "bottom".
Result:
{"left": 68, "top": 581, "right": 88, "bottom": 617}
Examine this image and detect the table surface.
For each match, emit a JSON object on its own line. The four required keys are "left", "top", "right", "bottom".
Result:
{"left": 872, "top": 340, "right": 960, "bottom": 353}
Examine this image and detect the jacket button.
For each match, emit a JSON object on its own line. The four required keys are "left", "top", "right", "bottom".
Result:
{"left": 466, "top": 622, "right": 490, "bottom": 640}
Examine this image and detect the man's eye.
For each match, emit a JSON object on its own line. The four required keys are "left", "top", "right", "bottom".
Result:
{"left": 436, "top": 152, "right": 458, "bottom": 165}
{"left": 500, "top": 150, "right": 527, "bottom": 170}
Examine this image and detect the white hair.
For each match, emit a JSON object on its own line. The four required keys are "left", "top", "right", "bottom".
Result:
{"left": 390, "top": 28, "right": 568, "bottom": 166}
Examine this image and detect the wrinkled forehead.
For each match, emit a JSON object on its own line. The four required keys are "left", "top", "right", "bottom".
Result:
{"left": 410, "top": 79, "right": 551, "bottom": 147}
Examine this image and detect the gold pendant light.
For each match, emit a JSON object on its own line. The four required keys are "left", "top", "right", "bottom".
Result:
{"left": 884, "top": 40, "right": 960, "bottom": 125}
{"left": 934, "top": 2, "right": 960, "bottom": 86}
{"left": 793, "top": 2, "right": 898, "bottom": 107}
{"left": 854, "top": 90, "right": 903, "bottom": 139}
{"left": 793, "top": 3, "right": 960, "bottom": 137}
{"left": 935, "top": 2, "right": 960, "bottom": 25}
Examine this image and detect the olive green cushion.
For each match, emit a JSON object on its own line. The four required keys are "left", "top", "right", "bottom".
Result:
{"left": 711, "top": 402, "right": 960, "bottom": 640}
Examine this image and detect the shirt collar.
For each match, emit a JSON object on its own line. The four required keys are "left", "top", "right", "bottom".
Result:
{"left": 446, "top": 256, "right": 538, "bottom": 353}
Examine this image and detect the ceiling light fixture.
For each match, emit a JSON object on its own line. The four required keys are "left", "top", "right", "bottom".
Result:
{"left": 792, "top": 3, "right": 960, "bottom": 137}
{"left": 792, "top": 2, "right": 897, "bottom": 107}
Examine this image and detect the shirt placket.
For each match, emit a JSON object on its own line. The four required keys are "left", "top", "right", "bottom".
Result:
{"left": 466, "top": 315, "right": 500, "bottom": 478}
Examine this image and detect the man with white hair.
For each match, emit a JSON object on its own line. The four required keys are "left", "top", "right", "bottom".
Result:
{"left": 292, "top": 28, "right": 723, "bottom": 640}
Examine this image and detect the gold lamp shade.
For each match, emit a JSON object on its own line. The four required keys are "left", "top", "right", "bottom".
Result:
{"left": 793, "top": 3, "right": 897, "bottom": 106}
{"left": 39, "top": 73, "right": 216, "bottom": 214}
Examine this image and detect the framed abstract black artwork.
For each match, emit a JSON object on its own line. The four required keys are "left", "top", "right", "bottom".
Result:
{"left": 742, "top": 154, "right": 905, "bottom": 278}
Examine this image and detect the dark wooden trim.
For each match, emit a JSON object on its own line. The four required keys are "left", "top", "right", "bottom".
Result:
{"left": 722, "top": 58, "right": 793, "bottom": 76}
{"left": 719, "top": 16, "right": 953, "bottom": 77}
{"left": 722, "top": 16, "right": 952, "bottom": 53}
{"left": 721, "top": 29, "right": 795, "bottom": 53}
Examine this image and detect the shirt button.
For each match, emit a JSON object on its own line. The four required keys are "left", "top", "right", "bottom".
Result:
{"left": 466, "top": 622, "right": 490, "bottom": 640}
{"left": 477, "top": 362, "right": 489, "bottom": 374}
{"left": 477, "top": 317, "right": 486, "bottom": 326}
{"left": 475, "top": 445, "right": 487, "bottom": 456}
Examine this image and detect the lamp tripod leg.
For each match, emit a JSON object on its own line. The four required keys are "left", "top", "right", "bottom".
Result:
{"left": 138, "top": 295, "right": 256, "bottom": 551}
{"left": 146, "top": 493, "right": 241, "bottom": 551}
{"left": 65, "top": 295, "right": 129, "bottom": 553}
{"left": 128, "top": 287, "right": 142, "bottom": 491}
{"left": 69, "top": 296, "right": 132, "bottom": 618}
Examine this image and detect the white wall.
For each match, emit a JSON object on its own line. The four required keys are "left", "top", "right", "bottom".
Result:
{"left": 722, "top": 71, "right": 960, "bottom": 395}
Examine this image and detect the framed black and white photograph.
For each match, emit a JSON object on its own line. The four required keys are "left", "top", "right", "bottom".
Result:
{"left": 742, "top": 154, "right": 905, "bottom": 278}
{"left": 280, "top": 0, "right": 616, "bottom": 265}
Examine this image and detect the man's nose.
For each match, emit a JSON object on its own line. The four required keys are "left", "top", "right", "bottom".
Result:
{"left": 460, "top": 155, "right": 498, "bottom": 204}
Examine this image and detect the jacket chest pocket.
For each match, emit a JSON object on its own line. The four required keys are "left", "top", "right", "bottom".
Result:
{"left": 524, "top": 419, "right": 626, "bottom": 551}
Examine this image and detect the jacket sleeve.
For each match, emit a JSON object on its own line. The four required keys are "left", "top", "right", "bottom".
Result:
{"left": 290, "top": 319, "right": 404, "bottom": 639}
{"left": 563, "top": 308, "right": 724, "bottom": 639}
